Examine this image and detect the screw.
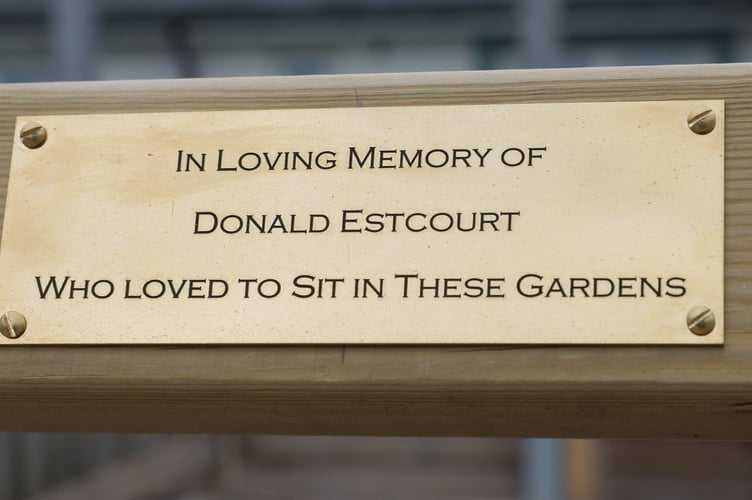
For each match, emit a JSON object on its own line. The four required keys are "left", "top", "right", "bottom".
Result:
{"left": 19, "top": 122, "right": 47, "bottom": 149}
{"left": 687, "top": 107, "right": 716, "bottom": 135}
{"left": 686, "top": 305, "right": 715, "bottom": 336}
{"left": 0, "top": 311, "right": 27, "bottom": 339}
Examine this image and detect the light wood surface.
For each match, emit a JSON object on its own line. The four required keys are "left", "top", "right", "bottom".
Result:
{"left": 1, "top": 64, "right": 751, "bottom": 437}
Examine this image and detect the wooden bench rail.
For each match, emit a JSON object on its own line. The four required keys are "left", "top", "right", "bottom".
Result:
{"left": 1, "top": 64, "right": 751, "bottom": 437}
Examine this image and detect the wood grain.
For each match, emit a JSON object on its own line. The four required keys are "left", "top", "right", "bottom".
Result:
{"left": 1, "top": 64, "right": 752, "bottom": 437}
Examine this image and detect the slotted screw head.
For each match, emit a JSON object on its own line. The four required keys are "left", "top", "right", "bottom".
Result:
{"left": 0, "top": 311, "right": 27, "bottom": 339}
{"left": 686, "top": 306, "right": 715, "bottom": 336}
{"left": 687, "top": 107, "right": 716, "bottom": 135}
{"left": 20, "top": 122, "right": 47, "bottom": 149}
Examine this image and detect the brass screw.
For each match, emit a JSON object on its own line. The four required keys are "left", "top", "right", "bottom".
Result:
{"left": 686, "top": 305, "right": 715, "bottom": 336}
{"left": 0, "top": 311, "right": 27, "bottom": 339}
{"left": 19, "top": 122, "right": 47, "bottom": 149}
{"left": 687, "top": 107, "right": 716, "bottom": 135}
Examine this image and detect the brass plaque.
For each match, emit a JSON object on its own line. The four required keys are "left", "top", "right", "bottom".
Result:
{"left": 0, "top": 101, "right": 724, "bottom": 344}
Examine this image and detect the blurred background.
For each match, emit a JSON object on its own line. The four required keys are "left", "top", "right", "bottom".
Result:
{"left": 1, "top": 0, "right": 751, "bottom": 82}
{"left": 2, "top": 0, "right": 752, "bottom": 499}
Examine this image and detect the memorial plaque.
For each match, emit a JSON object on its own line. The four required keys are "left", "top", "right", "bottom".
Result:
{"left": 0, "top": 101, "right": 724, "bottom": 344}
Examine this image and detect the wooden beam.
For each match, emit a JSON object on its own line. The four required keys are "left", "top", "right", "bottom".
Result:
{"left": 1, "top": 64, "right": 751, "bottom": 437}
